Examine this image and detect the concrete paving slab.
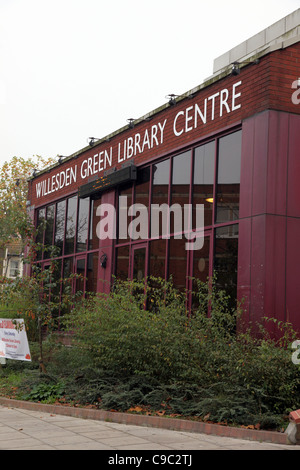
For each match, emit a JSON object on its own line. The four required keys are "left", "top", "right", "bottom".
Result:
{"left": 0, "top": 404, "right": 299, "bottom": 452}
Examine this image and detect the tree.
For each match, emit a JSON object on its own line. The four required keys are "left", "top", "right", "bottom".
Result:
{"left": 0, "top": 155, "right": 56, "bottom": 249}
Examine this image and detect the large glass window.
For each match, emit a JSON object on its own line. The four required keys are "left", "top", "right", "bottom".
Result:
{"left": 216, "top": 130, "right": 242, "bottom": 224}
{"left": 33, "top": 128, "right": 242, "bottom": 311}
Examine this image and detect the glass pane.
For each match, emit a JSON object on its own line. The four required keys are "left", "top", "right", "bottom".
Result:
{"left": 171, "top": 151, "right": 191, "bottom": 236}
{"left": 151, "top": 159, "right": 170, "bottom": 239}
{"left": 115, "top": 245, "right": 130, "bottom": 280}
{"left": 54, "top": 200, "right": 66, "bottom": 256}
{"left": 76, "top": 198, "right": 89, "bottom": 252}
{"left": 86, "top": 253, "right": 99, "bottom": 293}
{"left": 193, "top": 141, "right": 215, "bottom": 227}
{"left": 89, "top": 198, "right": 101, "bottom": 250}
{"left": 44, "top": 205, "right": 55, "bottom": 247}
{"left": 214, "top": 224, "right": 239, "bottom": 306}
{"left": 51, "top": 259, "right": 62, "bottom": 320}
{"left": 36, "top": 208, "right": 45, "bottom": 260}
{"left": 149, "top": 239, "right": 166, "bottom": 280}
{"left": 148, "top": 239, "right": 167, "bottom": 310}
{"left": 135, "top": 167, "right": 150, "bottom": 206}
{"left": 61, "top": 257, "right": 74, "bottom": 314}
{"left": 168, "top": 237, "right": 187, "bottom": 291}
{"left": 216, "top": 130, "right": 242, "bottom": 223}
{"left": 75, "top": 258, "right": 85, "bottom": 294}
{"left": 65, "top": 196, "right": 77, "bottom": 255}
{"left": 118, "top": 186, "right": 132, "bottom": 242}
{"left": 133, "top": 247, "right": 146, "bottom": 281}
{"left": 152, "top": 159, "right": 170, "bottom": 206}
{"left": 192, "top": 236, "right": 210, "bottom": 311}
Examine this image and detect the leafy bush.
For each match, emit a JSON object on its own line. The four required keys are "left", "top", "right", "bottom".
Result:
{"left": 61, "top": 276, "right": 300, "bottom": 428}
{"left": 2, "top": 276, "right": 300, "bottom": 430}
{"left": 23, "top": 382, "right": 65, "bottom": 403}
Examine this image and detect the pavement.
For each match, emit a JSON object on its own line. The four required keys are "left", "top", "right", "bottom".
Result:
{"left": 0, "top": 403, "right": 300, "bottom": 451}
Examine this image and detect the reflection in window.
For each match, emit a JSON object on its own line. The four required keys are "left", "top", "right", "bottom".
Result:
{"left": 135, "top": 167, "right": 150, "bottom": 207}
{"left": 148, "top": 239, "right": 167, "bottom": 310}
{"left": 86, "top": 253, "right": 99, "bottom": 293}
{"left": 36, "top": 208, "right": 45, "bottom": 260}
{"left": 149, "top": 239, "right": 166, "bottom": 280}
{"left": 152, "top": 159, "right": 170, "bottom": 206}
{"left": 118, "top": 186, "right": 132, "bottom": 242}
{"left": 76, "top": 198, "right": 89, "bottom": 252}
{"left": 65, "top": 196, "right": 77, "bottom": 255}
{"left": 132, "top": 247, "right": 146, "bottom": 281}
{"left": 192, "top": 236, "right": 210, "bottom": 311}
{"left": 216, "top": 130, "right": 242, "bottom": 224}
{"left": 214, "top": 224, "right": 239, "bottom": 306}
{"left": 44, "top": 205, "right": 55, "bottom": 247}
{"left": 63, "top": 257, "right": 73, "bottom": 289}
{"left": 75, "top": 258, "right": 86, "bottom": 294}
{"left": 61, "top": 257, "right": 74, "bottom": 314}
{"left": 168, "top": 237, "right": 187, "bottom": 291}
{"left": 9, "top": 260, "right": 20, "bottom": 278}
{"left": 89, "top": 198, "right": 101, "bottom": 250}
{"left": 55, "top": 200, "right": 66, "bottom": 256}
{"left": 50, "top": 259, "right": 62, "bottom": 319}
{"left": 193, "top": 141, "right": 215, "bottom": 227}
{"left": 115, "top": 245, "right": 130, "bottom": 280}
{"left": 171, "top": 151, "right": 191, "bottom": 235}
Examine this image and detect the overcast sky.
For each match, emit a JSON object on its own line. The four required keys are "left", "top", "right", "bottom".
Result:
{"left": 0, "top": 0, "right": 299, "bottom": 168}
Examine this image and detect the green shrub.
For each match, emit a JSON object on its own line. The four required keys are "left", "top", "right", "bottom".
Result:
{"left": 62, "top": 276, "right": 300, "bottom": 428}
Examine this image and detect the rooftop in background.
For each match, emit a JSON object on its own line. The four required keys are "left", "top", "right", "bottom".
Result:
{"left": 213, "top": 8, "right": 300, "bottom": 74}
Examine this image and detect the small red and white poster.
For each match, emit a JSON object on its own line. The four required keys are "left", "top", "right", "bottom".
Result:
{"left": 0, "top": 319, "right": 31, "bottom": 361}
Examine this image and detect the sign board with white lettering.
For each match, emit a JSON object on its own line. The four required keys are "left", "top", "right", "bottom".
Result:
{"left": 0, "top": 319, "right": 31, "bottom": 361}
{"left": 33, "top": 81, "right": 242, "bottom": 202}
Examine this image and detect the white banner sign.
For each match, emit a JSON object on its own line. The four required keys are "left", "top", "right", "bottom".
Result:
{"left": 0, "top": 319, "right": 31, "bottom": 361}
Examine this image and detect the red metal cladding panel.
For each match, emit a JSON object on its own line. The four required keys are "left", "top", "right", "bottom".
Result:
{"left": 287, "top": 114, "right": 300, "bottom": 218}
{"left": 264, "top": 215, "right": 286, "bottom": 325}
{"left": 239, "top": 117, "right": 254, "bottom": 219}
{"left": 249, "top": 215, "right": 266, "bottom": 325}
{"left": 286, "top": 217, "right": 300, "bottom": 332}
{"left": 237, "top": 217, "right": 252, "bottom": 325}
{"left": 251, "top": 112, "right": 269, "bottom": 217}
{"left": 266, "top": 111, "right": 289, "bottom": 216}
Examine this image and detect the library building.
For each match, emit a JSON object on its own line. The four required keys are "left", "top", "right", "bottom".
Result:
{"left": 27, "top": 10, "right": 300, "bottom": 334}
